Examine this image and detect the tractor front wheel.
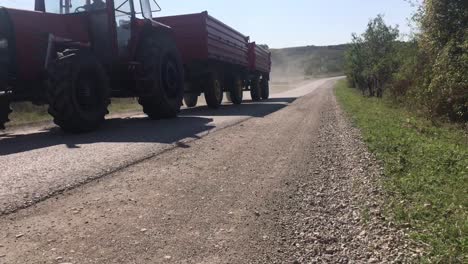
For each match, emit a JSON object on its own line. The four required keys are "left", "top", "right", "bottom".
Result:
{"left": 137, "top": 34, "right": 184, "bottom": 119}
{"left": 47, "top": 52, "right": 110, "bottom": 133}
{"left": 0, "top": 95, "right": 11, "bottom": 130}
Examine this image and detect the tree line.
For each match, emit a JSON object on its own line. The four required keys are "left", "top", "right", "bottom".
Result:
{"left": 345, "top": 0, "right": 467, "bottom": 123}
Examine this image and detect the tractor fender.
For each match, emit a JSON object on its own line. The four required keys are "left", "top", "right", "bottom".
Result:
{"left": 130, "top": 19, "right": 176, "bottom": 61}
{"left": 141, "top": 19, "right": 173, "bottom": 41}
{"left": 44, "top": 34, "right": 91, "bottom": 69}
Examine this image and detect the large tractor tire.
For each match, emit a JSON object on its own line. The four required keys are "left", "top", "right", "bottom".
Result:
{"left": 204, "top": 72, "right": 224, "bottom": 109}
{"left": 184, "top": 93, "right": 198, "bottom": 107}
{"left": 0, "top": 95, "right": 12, "bottom": 130}
{"left": 250, "top": 76, "right": 262, "bottom": 101}
{"left": 47, "top": 52, "right": 110, "bottom": 133}
{"left": 137, "top": 34, "right": 184, "bottom": 119}
{"left": 261, "top": 77, "right": 270, "bottom": 100}
{"left": 226, "top": 74, "right": 243, "bottom": 105}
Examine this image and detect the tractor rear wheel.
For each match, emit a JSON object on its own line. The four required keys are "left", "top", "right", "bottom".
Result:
{"left": 137, "top": 34, "right": 184, "bottom": 119}
{"left": 250, "top": 76, "right": 262, "bottom": 101}
{"left": 183, "top": 93, "right": 198, "bottom": 107}
{"left": 261, "top": 77, "right": 270, "bottom": 100}
{"left": 47, "top": 52, "right": 110, "bottom": 133}
{"left": 204, "top": 72, "right": 224, "bottom": 109}
{"left": 0, "top": 95, "right": 12, "bottom": 130}
{"left": 226, "top": 75, "right": 243, "bottom": 105}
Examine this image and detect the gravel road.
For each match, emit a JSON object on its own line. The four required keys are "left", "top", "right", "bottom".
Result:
{"left": 0, "top": 78, "right": 331, "bottom": 215}
{"left": 0, "top": 78, "right": 415, "bottom": 263}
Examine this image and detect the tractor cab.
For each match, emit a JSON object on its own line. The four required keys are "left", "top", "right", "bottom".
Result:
{"left": 0, "top": 0, "right": 184, "bottom": 132}
{"left": 33, "top": 0, "right": 164, "bottom": 61}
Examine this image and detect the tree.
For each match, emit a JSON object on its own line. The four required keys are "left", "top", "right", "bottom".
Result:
{"left": 345, "top": 33, "right": 368, "bottom": 94}
{"left": 345, "top": 15, "right": 399, "bottom": 97}
{"left": 363, "top": 15, "right": 400, "bottom": 97}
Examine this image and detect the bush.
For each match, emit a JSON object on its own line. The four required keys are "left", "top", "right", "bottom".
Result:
{"left": 424, "top": 39, "right": 468, "bottom": 122}
{"left": 414, "top": 0, "right": 467, "bottom": 122}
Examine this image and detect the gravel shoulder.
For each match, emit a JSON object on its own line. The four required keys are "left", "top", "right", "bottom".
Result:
{"left": 0, "top": 79, "right": 415, "bottom": 263}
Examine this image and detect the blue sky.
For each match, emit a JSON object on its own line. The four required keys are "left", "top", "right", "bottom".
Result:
{"left": 2, "top": 0, "right": 417, "bottom": 48}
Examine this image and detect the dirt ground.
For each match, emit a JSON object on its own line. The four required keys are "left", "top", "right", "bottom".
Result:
{"left": 0, "top": 79, "right": 415, "bottom": 263}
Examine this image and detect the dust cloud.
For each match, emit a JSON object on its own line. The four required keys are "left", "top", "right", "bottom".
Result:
{"left": 269, "top": 49, "right": 311, "bottom": 93}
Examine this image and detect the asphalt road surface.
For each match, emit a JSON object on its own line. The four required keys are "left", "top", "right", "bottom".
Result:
{"left": 0, "top": 77, "right": 413, "bottom": 263}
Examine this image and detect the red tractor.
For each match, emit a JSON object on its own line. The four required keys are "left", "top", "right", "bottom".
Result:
{"left": 0, "top": 0, "right": 184, "bottom": 132}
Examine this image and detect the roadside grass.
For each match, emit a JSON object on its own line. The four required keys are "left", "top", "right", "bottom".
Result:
{"left": 8, "top": 98, "right": 141, "bottom": 126}
{"left": 9, "top": 103, "right": 50, "bottom": 126}
{"left": 108, "top": 98, "right": 141, "bottom": 113}
{"left": 334, "top": 80, "right": 467, "bottom": 263}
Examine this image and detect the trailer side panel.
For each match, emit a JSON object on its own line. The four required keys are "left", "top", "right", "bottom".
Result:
{"left": 157, "top": 12, "right": 249, "bottom": 67}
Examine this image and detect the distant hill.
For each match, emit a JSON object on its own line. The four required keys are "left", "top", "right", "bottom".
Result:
{"left": 270, "top": 44, "right": 349, "bottom": 81}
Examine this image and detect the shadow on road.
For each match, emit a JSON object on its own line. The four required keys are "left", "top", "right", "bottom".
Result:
{"left": 182, "top": 97, "right": 296, "bottom": 117}
{"left": 0, "top": 98, "right": 295, "bottom": 156}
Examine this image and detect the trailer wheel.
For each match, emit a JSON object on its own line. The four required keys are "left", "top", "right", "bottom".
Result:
{"left": 137, "top": 34, "right": 184, "bottom": 119}
{"left": 184, "top": 93, "right": 198, "bottom": 107}
{"left": 250, "top": 76, "right": 262, "bottom": 101}
{"left": 0, "top": 95, "right": 12, "bottom": 130}
{"left": 261, "top": 77, "right": 270, "bottom": 100}
{"left": 226, "top": 75, "right": 243, "bottom": 105}
{"left": 46, "top": 52, "right": 110, "bottom": 133}
{"left": 204, "top": 72, "right": 223, "bottom": 109}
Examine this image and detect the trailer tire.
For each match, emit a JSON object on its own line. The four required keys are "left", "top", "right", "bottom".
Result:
{"left": 250, "top": 76, "right": 261, "bottom": 101}
{"left": 0, "top": 95, "right": 12, "bottom": 130}
{"left": 137, "top": 34, "right": 184, "bottom": 119}
{"left": 184, "top": 93, "right": 198, "bottom": 107}
{"left": 261, "top": 77, "right": 269, "bottom": 100}
{"left": 226, "top": 75, "right": 243, "bottom": 105}
{"left": 46, "top": 52, "right": 110, "bottom": 133}
{"left": 204, "top": 72, "right": 223, "bottom": 109}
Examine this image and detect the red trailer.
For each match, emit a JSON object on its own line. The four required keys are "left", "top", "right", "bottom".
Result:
{"left": 157, "top": 11, "right": 270, "bottom": 108}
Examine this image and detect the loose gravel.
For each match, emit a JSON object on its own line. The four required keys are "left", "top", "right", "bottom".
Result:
{"left": 262, "top": 90, "right": 419, "bottom": 263}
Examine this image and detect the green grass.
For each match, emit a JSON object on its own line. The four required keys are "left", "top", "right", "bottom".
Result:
{"left": 8, "top": 98, "right": 141, "bottom": 126}
{"left": 108, "top": 98, "right": 141, "bottom": 113}
{"left": 9, "top": 103, "right": 51, "bottom": 126}
{"left": 335, "top": 80, "right": 467, "bottom": 263}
